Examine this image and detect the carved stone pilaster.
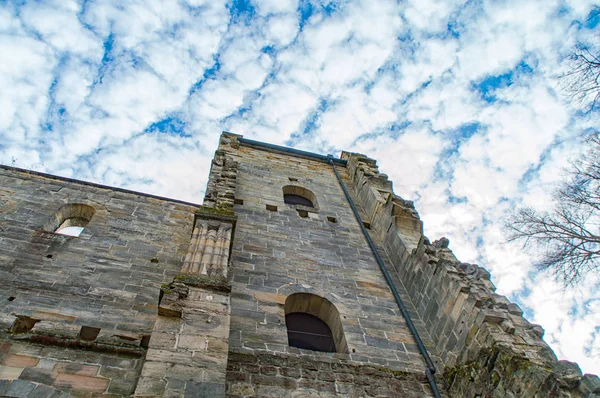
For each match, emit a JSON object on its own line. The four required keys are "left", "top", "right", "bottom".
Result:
{"left": 182, "top": 217, "right": 233, "bottom": 277}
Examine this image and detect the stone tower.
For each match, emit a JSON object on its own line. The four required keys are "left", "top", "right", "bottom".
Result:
{"left": 0, "top": 131, "right": 598, "bottom": 397}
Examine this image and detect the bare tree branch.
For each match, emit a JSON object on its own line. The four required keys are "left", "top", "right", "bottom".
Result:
{"left": 559, "top": 8, "right": 600, "bottom": 112}
{"left": 505, "top": 133, "right": 600, "bottom": 286}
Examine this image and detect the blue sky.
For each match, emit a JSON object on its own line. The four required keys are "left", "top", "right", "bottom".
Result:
{"left": 1, "top": 0, "right": 599, "bottom": 374}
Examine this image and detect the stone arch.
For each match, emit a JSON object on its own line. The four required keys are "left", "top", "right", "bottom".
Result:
{"left": 284, "top": 292, "right": 348, "bottom": 354}
{"left": 282, "top": 185, "right": 318, "bottom": 209}
{"left": 43, "top": 203, "right": 96, "bottom": 236}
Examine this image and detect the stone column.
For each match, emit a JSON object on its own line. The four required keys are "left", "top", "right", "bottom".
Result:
{"left": 134, "top": 210, "right": 236, "bottom": 398}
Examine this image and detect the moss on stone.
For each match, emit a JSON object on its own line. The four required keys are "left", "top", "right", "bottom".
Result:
{"left": 444, "top": 361, "right": 481, "bottom": 386}
{"left": 444, "top": 346, "right": 539, "bottom": 396}
{"left": 496, "top": 350, "right": 532, "bottom": 374}
{"left": 174, "top": 273, "right": 231, "bottom": 293}
{"left": 196, "top": 205, "right": 235, "bottom": 218}
{"left": 160, "top": 283, "right": 173, "bottom": 295}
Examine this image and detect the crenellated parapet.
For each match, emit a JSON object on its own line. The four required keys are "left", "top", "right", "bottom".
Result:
{"left": 341, "top": 152, "right": 600, "bottom": 397}
{"left": 342, "top": 151, "right": 423, "bottom": 249}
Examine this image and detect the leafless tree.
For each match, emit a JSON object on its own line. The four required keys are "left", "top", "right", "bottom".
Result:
{"left": 559, "top": 7, "right": 600, "bottom": 112}
{"left": 507, "top": 11, "right": 600, "bottom": 286}
{"left": 505, "top": 134, "right": 600, "bottom": 286}
{"left": 560, "top": 47, "right": 600, "bottom": 111}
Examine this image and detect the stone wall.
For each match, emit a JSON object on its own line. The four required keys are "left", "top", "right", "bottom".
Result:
{"left": 134, "top": 210, "right": 236, "bottom": 397}
{"left": 342, "top": 151, "right": 600, "bottom": 397}
{"left": 226, "top": 350, "right": 431, "bottom": 397}
{"left": 2, "top": 133, "right": 598, "bottom": 398}
{"left": 0, "top": 166, "right": 199, "bottom": 397}
{"left": 134, "top": 282, "right": 232, "bottom": 397}
{"left": 214, "top": 133, "right": 440, "bottom": 396}
{"left": 0, "top": 337, "right": 142, "bottom": 397}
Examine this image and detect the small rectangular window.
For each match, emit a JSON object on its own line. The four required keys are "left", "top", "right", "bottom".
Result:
{"left": 363, "top": 221, "right": 371, "bottom": 229}
{"left": 327, "top": 216, "right": 337, "bottom": 223}
{"left": 79, "top": 326, "right": 101, "bottom": 341}
{"left": 234, "top": 198, "right": 244, "bottom": 205}
{"left": 266, "top": 204, "right": 277, "bottom": 212}
{"left": 297, "top": 210, "right": 309, "bottom": 218}
{"left": 288, "top": 177, "right": 298, "bottom": 182}
{"left": 140, "top": 335, "right": 151, "bottom": 348}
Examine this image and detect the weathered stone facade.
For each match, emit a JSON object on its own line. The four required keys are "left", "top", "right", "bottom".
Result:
{"left": 341, "top": 152, "right": 600, "bottom": 397}
{"left": 0, "top": 169, "right": 199, "bottom": 396}
{"left": 0, "top": 132, "right": 598, "bottom": 397}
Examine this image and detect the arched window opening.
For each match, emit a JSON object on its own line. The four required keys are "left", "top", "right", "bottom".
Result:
{"left": 284, "top": 194, "right": 314, "bottom": 207}
{"left": 43, "top": 204, "right": 95, "bottom": 237}
{"left": 286, "top": 313, "right": 336, "bottom": 352}
{"left": 284, "top": 293, "right": 348, "bottom": 354}
{"left": 282, "top": 186, "right": 317, "bottom": 209}
{"left": 55, "top": 217, "right": 88, "bottom": 237}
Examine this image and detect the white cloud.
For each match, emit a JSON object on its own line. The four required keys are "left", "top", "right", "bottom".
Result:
{"left": 403, "top": 0, "right": 462, "bottom": 33}
{"left": 255, "top": 0, "right": 298, "bottom": 16}
{"left": 266, "top": 14, "right": 299, "bottom": 47}
{"left": 241, "top": 83, "right": 318, "bottom": 141}
{"left": 521, "top": 273, "right": 600, "bottom": 372}
{"left": 0, "top": 35, "right": 55, "bottom": 138}
{"left": 354, "top": 126, "right": 446, "bottom": 195}
{"left": 20, "top": 2, "right": 101, "bottom": 58}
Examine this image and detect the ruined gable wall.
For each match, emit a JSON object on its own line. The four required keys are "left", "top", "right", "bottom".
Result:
{"left": 213, "top": 134, "right": 437, "bottom": 397}
{"left": 0, "top": 167, "right": 199, "bottom": 397}
{"left": 342, "top": 152, "right": 600, "bottom": 397}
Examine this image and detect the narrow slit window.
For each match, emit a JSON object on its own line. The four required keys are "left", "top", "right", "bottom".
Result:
{"left": 79, "top": 326, "right": 101, "bottom": 341}
{"left": 140, "top": 335, "right": 151, "bottom": 348}
{"left": 266, "top": 204, "right": 277, "bottom": 212}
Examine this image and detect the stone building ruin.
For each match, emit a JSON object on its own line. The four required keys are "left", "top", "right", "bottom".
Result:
{"left": 0, "top": 132, "right": 599, "bottom": 397}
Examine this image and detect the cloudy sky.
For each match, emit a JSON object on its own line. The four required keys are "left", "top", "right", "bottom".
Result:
{"left": 1, "top": 0, "right": 599, "bottom": 374}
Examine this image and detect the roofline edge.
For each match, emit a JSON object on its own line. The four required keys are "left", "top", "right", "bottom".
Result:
{"left": 0, "top": 165, "right": 203, "bottom": 208}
